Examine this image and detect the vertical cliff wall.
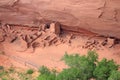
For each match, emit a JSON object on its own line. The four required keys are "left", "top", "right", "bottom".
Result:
{"left": 0, "top": 0, "right": 120, "bottom": 38}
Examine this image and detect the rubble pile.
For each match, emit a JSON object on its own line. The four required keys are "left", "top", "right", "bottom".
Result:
{"left": 0, "top": 22, "right": 70, "bottom": 52}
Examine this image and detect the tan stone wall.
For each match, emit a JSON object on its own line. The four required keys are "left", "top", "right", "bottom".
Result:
{"left": 0, "top": 0, "right": 120, "bottom": 38}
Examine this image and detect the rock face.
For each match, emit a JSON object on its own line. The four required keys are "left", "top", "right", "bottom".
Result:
{"left": 0, "top": 0, "right": 120, "bottom": 38}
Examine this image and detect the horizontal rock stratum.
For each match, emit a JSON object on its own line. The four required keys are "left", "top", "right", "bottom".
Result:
{"left": 0, "top": 0, "right": 120, "bottom": 38}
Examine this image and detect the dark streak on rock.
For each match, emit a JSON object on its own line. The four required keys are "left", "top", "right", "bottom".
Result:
{"left": 97, "top": 0, "right": 107, "bottom": 18}
{"left": 114, "top": 9, "right": 118, "bottom": 22}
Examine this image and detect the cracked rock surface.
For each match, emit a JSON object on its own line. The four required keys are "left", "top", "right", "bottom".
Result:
{"left": 0, "top": 0, "right": 120, "bottom": 38}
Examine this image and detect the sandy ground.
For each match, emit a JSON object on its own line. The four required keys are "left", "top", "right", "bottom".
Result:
{"left": 1, "top": 35, "right": 120, "bottom": 71}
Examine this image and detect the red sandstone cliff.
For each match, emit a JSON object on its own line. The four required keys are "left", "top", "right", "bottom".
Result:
{"left": 0, "top": 0, "right": 120, "bottom": 38}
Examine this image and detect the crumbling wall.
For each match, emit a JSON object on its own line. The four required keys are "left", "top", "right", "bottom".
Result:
{"left": 0, "top": 0, "right": 120, "bottom": 38}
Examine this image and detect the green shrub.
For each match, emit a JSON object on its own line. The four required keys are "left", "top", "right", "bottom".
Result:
{"left": 2, "top": 78, "right": 7, "bottom": 80}
{"left": 93, "top": 58, "right": 119, "bottom": 80}
{"left": 0, "top": 66, "right": 4, "bottom": 70}
{"left": 56, "top": 68, "right": 80, "bottom": 80}
{"left": 60, "top": 51, "right": 98, "bottom": 80}
{"left": 37, "top": 66, "right": 56, "bottom": 80}
{"left": 8, "top": 67, "right": 15, "bottom": 73}
{"left": 39, "top": 66, "right": 51, "bottom": 75}
{"left": 26, "top": 69, "right": 34, "bottom": 74}
{"left": 37, "top": 73, "right": 56, "bottom": 80}
{"left": 108, "top": 70, "right": 120, "bottom": 80}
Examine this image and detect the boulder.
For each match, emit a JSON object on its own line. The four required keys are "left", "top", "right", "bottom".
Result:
{"left": 11, "top": 37, "right": 28, "bottom": 51}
